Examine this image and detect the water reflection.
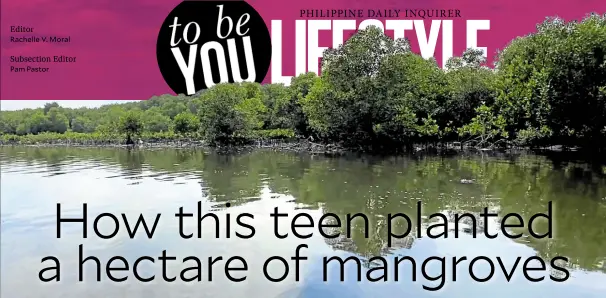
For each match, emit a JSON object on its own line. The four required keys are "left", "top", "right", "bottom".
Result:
{"left": 1, "top": 146, "right": 606, "bottom": 297}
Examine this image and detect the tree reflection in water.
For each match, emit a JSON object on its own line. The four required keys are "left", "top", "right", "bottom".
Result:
{"left": 1, "top": 147, "right": 605, "bottom": 274}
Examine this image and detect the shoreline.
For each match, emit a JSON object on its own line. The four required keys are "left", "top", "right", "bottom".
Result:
{"left": 0, "top": 139, "right": 357, "bottom": 155}
{"left": 2, "top": 139, "right": 602, "bottom": 161}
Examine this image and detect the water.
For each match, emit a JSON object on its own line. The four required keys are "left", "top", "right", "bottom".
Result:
{"left": 1, "top": 146, "right": 605, "bottom": 298}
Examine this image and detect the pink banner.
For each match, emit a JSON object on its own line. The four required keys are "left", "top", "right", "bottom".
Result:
{"left": 1, "top": 0, "right": 604, "bottom": 100}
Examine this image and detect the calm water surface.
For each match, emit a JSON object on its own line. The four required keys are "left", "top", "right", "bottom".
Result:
{"left": 1, "top": 147, "right": 606, "bottom": 298}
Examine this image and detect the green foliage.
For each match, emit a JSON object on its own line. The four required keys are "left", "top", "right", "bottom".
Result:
{"left": 304, "top": 26, "right": 413, "bottom": 148}
{"left": 1, "top": 14, "right": 605, "bottom": 152}
{"left": 197, "top": 83, "right": 266, "bottom": 145}
{"left": 118, "top": 110, "right": 143, "bottom": 139}
{"left": 23, "top": 111, "right": 51, "bottom": 135}
{"left": 443, "top": 49, "right": 497, "bottom": 137}
{"left": 0, "top": 131, "right": 182, "bottom": 144}
{"left": 495, "top": 13, "right": 606, "bottom": 148}
{"left": 288, "top": 72, "right": 317, "bottom": 136}
{"left": 458, "top": 105, "right": 508, "bottom": 147}
{"left": 375, "top": 52, "right": 447, "bottom": 145}
{"left": 173, "top": 112, "right": 199, "bottom": 136}
{"left": 43, "top": 102, "right": 60, "bottom": 114}
{"left": 71, "top": 116, "right": 95, "bottom": 133}
{"left": 253, "top": 128, "right": 296, "bottom": 139}
{"left": 46, "top": 107, "right": 69, "bottom": 133}
{"left": 261, "top": 83, "right": 291, "bottom": 129}
{"left": 141, "top": 107, "right": 171, "bottom": 133}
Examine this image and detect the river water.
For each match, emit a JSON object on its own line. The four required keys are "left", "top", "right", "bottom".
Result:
{"left": 1, "top": 146, "right": 605, "bottom": 298}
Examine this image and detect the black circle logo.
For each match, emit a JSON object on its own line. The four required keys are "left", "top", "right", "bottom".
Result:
{"left": 156, "top": 0, "right": 272, "bottom": 95}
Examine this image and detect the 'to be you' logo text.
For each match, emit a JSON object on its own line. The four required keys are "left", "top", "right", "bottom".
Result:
{"left": 156, "top": 0, "right": 272, "bottom": 95}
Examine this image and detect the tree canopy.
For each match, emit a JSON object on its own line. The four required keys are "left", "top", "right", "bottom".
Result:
{"left": 1, "top": 13, "right": 604, "bottom": 152}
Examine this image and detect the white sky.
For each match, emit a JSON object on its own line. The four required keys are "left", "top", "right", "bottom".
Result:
{"left": 0, "top": 100, "right": 140, "bottom": 111}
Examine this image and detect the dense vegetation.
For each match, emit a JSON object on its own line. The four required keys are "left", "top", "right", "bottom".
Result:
{"left": 1, "top": 14, "right": 605, "bottom": 152}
